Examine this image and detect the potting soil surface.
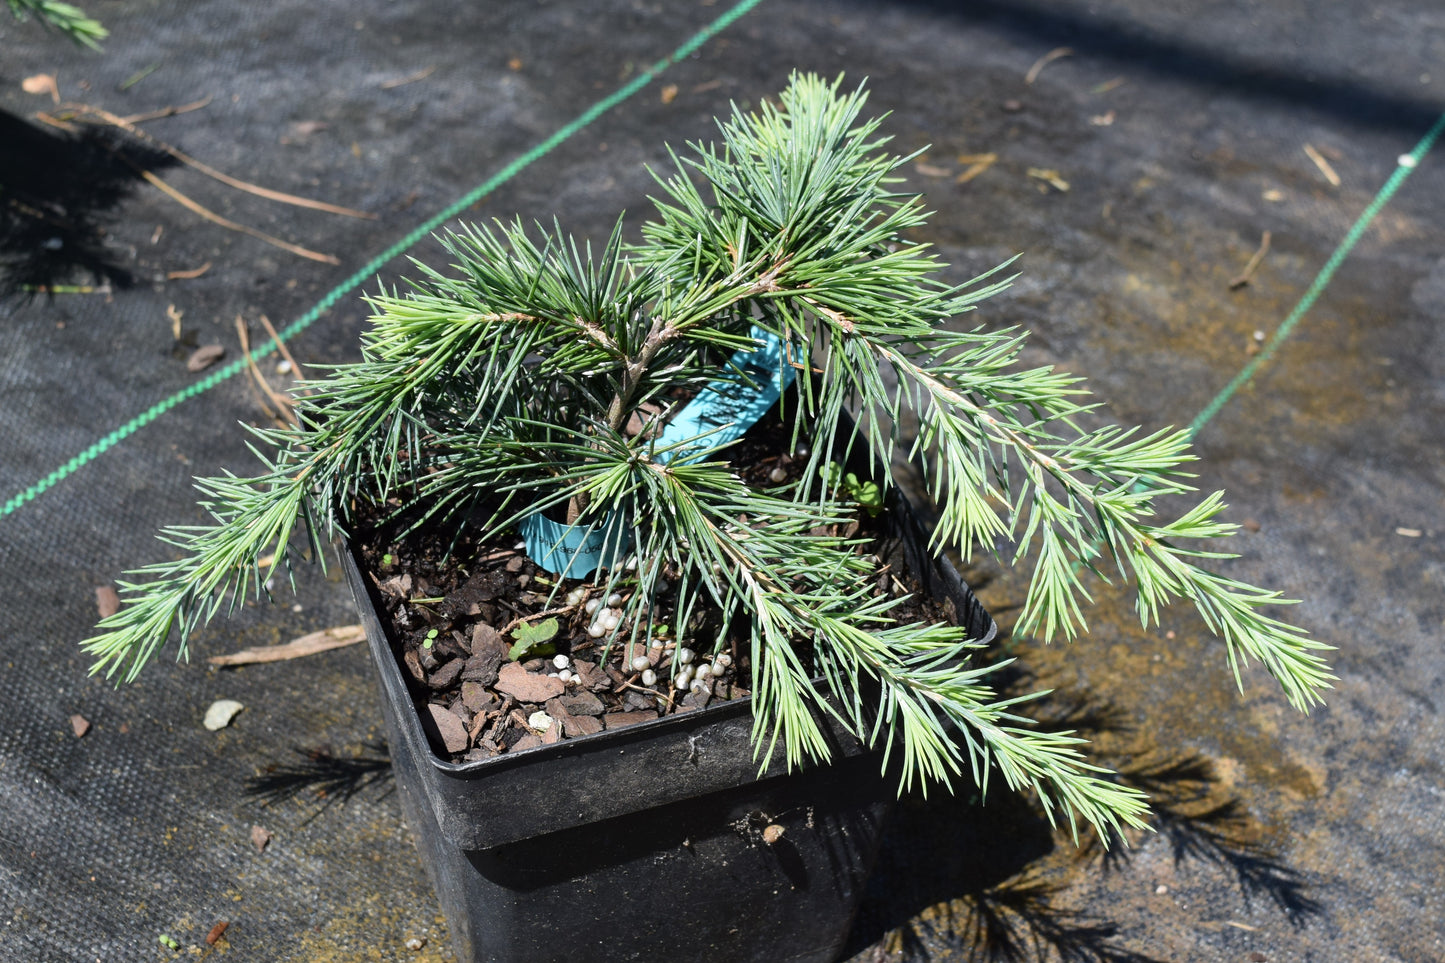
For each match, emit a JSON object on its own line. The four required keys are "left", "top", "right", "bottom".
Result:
{"left": 3, "top": 1, "right": 1444, "bottom": 961}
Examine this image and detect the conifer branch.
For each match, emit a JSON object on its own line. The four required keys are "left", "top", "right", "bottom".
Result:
{"left": 82, "top": 72, "right": 1333, "bottom": 841}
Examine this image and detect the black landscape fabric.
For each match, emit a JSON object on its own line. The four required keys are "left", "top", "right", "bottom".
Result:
{"left": 2, "top": 1, "right": 1443, "bottom": 960}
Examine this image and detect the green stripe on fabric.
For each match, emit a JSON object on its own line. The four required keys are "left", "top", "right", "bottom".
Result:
{"left": 1188, "top": 109, "right": 1445, "bottom": 439}
{"left": 1, "top": 0, "right": 766, "bottom": 519}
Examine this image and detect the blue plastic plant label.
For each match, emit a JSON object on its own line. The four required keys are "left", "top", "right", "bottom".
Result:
{"left": 519, "top": 509, "right": 632, "bottom": 579}
{"left": 653, "top": 325, "right": 797, "bottom": 464}
{"left": 523, "top": 325, "right": 795, "bottom": 576}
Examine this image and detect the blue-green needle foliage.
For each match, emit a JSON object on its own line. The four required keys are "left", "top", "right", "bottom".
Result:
{"left": 6, "top": 0, "right": 106, "bottom": 49}
{"left": 83, "top": 74, "right": 1333, "bottom": 842}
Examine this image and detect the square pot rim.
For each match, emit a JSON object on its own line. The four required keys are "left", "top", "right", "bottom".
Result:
{"left": 342, "top": 488, "right": 997, "bottom": 780}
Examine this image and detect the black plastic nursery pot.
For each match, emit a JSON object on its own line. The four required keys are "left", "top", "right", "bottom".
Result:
{"left": 340, "top": 491, "right": 996, "bottom": 963}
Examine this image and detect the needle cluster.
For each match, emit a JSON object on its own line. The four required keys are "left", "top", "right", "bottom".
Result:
{"left": 83, "top": 74, "right": 1333, "bottom": 841}
{"left": 7, "top": 0, "right": 106, "bottom": 49}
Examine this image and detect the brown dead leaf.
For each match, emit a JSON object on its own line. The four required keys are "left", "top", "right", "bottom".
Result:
{"left": 250, "top": 825, "right": 273, "bottom": 852}
{"left": 70, "top": 714, "right": 91, "bottom": 738}
{"left": 22, "top": 73, "right": 60, "bottom": 103}
{"left": 660, "top": 84, "right": 679, "bottom": 104}
{"left": 187, "top": 343, "right": 225, "bottom": 372}
{"left": 95, "top": 585, "right": 120, "bottom": 618}
{"left": 205, "top": 922, "right": 230, "bottom": 946}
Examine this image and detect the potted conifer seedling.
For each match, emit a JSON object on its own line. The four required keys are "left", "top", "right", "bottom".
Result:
{"left": 85, "top": 74, "right": 1333, "bottom": 963}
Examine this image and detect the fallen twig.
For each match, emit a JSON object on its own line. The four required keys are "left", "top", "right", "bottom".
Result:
{"left": 618, "top": 679, "right": 663, "bottom": 699}
{"left": 30, "top": 111, "right": 77, "bottom": 133}
{"left": 236, "top": 315, "right": 298, "bottom": 426}
{"left": 1026, "top": 167, "right": 1070, "bottom": 191}
{"left": 138, "top": 168, "right": 341, "bottom": 264}
{"left": 61, "top": 103, "right": 376, "bottom": 220}
{"left": 1228, "top": 230, "right": 1271, "bottom": 289}
{"left": 208, "top": 625, "right": 366, "bottom": 665}
{"left": 257, "top": 314, "right": 309, "bottom": 386}
{"left": 1025, "top": 47, "right": 1073, "bottom": 85}
{"left": 1303, "top": 143, "right": 1341, "bottom": 187}
{"left": 21, "top": 283, "right": 107, "bottom": 294}
{"left": 954, "top": 152, "right": 997, "bottom": 185}
{"left": 33, "top": 114, "right": 341, "bottom": 262}
{"left": 119, "top": 95, "right": 213, "bottom": 125}
{"left": 501, "top": 606, "right": 576, "bottom": 635}
{"left": 166, "top": 261, "right": 212, "bottom": 280}
{"left": 380, "top": 65, "right": 437, "bottom": 89}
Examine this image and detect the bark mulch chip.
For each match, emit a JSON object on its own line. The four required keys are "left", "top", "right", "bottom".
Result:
{"left": 494, "top": 661, "right": 566, "bottom": 703}
{"left": 554, "top": 689, "right": 604, "bottom": 716}
{"left": 603, "top": 710, "right": 660, "bottom": 730}
{"left": 425, "top": 704, "right": 469, "bottom": 754}
{"left": 428, "top": 658, "right": 465, "bottom": 690}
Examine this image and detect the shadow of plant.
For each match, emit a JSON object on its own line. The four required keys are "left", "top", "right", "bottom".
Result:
{"left": 1080, "top": 751, "right": 1323, "bottom": 928}
{"left": 844, "top": 685, "right": 1158, "bottom": 963}
{"left": 244, "top": 742, "right": 393, "bottom": 821}
{"left": 892, "top": 871, "right": 1163, "bottom": 963}
{"left": 0, "top": 109, "right": 174, "bottom": 297}
{"left": 845, "top": 685, "right": 1323, "bottom": 961}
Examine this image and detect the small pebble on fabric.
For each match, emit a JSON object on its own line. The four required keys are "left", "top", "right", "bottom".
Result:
{"left": 203, "top": 700, "right": 244, "bottom": 730}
